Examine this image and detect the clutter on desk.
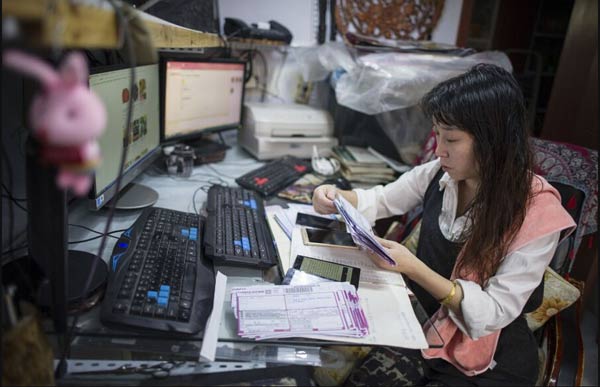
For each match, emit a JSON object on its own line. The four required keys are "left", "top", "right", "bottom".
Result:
{"left": 265, "top": 204, "right": 339, "bottom": 240}
{"left": 332, "top": 145, "right": 397, "bottom": 186}
{"left": 230, "top": 282, "right": 369, "bottom": 340}
{"left": 311, "top": 145, "right": 341, "bottom": 176}
{"left": 276, "top": 173, "right": 326, "bottom": 204}
{"left": 163, "top": 144, "right": 195, "bottom": 177}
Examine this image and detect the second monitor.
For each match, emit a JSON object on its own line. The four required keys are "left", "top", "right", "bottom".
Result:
{"left": 160, "top": 55, "right": 246, "bottom": 161}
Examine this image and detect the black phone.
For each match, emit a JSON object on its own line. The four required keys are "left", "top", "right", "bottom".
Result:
{"left": 293, "top": 255, "right": 360, "bottom": 288}
{"left": 301, "top": 228, "right": 357, "bottom": 249}
{"left": 295, "top": 213, "right": 345, "bottom": 231}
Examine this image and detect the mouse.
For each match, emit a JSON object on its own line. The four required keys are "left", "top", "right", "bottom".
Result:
{"left": 322, "top": 176, "right": 352, "bottom": 190}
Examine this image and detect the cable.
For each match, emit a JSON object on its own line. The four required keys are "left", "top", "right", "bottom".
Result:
{"left": 2, "top": 229, "right": 127, "bottom": 259}
{"left": 1, "top": 183, "right": 26, "bottom": 201}
{"left": 67, "top": 229, "right": 127, "bottom": 244}
{"left": 1, "top": 141, "right": 16, "bottom": 263}
{"left": 56, "top": 0, "right": 136, "bottom": 377}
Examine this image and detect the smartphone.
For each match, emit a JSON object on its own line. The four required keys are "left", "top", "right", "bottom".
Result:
{"left": 301, "top": 227, "right": 357, "bottom": 249}
{"left": 293, "top": 255, "right": 361, "bottom": 288}
{"left": 295, "top": 213, "right": 346, "bottom": 231}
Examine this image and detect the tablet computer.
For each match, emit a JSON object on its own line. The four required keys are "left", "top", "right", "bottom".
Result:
{"left": 301, "top": 228, "right": 358, "bottom": 249}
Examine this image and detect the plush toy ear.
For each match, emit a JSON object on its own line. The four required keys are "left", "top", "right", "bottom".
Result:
{"left": 2, "top": 49, "right": 60, "bottom": 89}
{"left": 60, "top": 52, "right": 89, "bottom": 86}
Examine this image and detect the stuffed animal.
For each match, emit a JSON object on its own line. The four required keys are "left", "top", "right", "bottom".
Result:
{"left": 3, "top": 50, "right": 107, "bottom": 196}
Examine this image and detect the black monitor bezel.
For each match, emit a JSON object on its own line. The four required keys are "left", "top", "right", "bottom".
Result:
{"left": 87, "top": 63, "right": 162, "bottom": 210}
{"left": 159, "top": 53, "right": 246, "bottom": 145}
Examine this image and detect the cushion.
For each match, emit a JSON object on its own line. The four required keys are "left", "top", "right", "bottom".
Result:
{"left": 525, "top": 267, "right": 581, "bottom": 331}
{"left": 312, "top": 346, "right": 372, "bottom": 386}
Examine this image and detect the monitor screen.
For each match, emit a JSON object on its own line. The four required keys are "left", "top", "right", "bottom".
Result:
{"left": 160, "top": 56, "right": 245, "bottom": 143}
{"left": 89, "top": 64, "right": 161, "bottom": 210}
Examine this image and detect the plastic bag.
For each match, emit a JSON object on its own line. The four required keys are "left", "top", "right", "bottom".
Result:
{"left": 336, "top": 51, "right": 512, "bottom": 114}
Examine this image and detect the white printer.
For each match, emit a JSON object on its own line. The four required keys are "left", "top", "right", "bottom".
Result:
{"left": 239, "top": 102, "right": 338, "bottom": 160}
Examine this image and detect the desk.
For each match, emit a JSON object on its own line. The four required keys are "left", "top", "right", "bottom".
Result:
{"left": 48, "top": 136, "right": 440, "bottom": 384}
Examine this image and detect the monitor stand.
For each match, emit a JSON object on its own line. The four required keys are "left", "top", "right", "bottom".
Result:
{"left": 113, "top": 183, "right": 159, "bottom": 210}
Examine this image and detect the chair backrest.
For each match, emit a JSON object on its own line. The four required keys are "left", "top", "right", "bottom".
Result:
{"left": 530, "top": 137, "right": 598, "bottom": 275}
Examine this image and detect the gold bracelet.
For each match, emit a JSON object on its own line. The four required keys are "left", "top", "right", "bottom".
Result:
{"left": 439, "top": 280, "right": 457, "bottom": 306}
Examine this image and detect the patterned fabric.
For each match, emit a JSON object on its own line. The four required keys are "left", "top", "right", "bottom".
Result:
{"left": 524, "top": 267, "right": 581, "bottom": 331}
{"left": 344, "top": 347, "right": 444, "bottom": 387}
{"left": 530, "top": 137, "right": 598, "bottom": 273}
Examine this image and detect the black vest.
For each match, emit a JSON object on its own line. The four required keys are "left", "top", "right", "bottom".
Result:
{"left": 414, "top": 169, "right": 541, "bottom": 386}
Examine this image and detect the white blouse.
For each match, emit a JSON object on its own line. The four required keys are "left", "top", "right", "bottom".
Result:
{"left": 354, "top": 158, "right": 559, "bottom": 339}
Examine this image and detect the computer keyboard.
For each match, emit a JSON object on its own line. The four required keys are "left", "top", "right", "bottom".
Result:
{"left": 204, "top": 185, "right": 278, "bottom": 268}
{"left": 100, "top": 207, "right": 215, "bottom": 335}
{"left": 235, "top": 156, "right": 312, "bottom": 196}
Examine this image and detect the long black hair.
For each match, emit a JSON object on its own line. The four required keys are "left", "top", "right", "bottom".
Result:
{"left": 421, "top": 63, "right": 534, "bottom": 283}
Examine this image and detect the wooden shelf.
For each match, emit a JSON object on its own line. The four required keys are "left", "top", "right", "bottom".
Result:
{"left": 226, "top": 37, "right": 288, "bottom": 50}
{"left": 2, "top": 0, "right": 222, "bottom": 49}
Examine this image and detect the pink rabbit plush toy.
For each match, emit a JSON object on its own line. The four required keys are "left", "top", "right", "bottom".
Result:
{"left": 3, "top": 50, "right": 107, "bottom": 196}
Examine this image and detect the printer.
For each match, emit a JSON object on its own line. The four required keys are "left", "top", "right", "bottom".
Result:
{"left": 239, "top": 102, "right": 338, "bottom": 160}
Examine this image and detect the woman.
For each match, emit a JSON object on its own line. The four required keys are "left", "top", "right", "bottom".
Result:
{"left": 312, "top": 64, "right": 575, "bottom": 386}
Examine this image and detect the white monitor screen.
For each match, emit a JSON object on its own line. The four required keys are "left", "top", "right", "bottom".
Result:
{"left": 163, "top": 59, "right": 245, "bottom": 141}
{"left": 89, "top": 64, "right": 160, "bottom": 208}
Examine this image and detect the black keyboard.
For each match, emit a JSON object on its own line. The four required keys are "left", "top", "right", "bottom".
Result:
{"left": 204, "top": 186, "right": 278, "bottom": 268}
{"left": 235, "top": 156, "right": 312, "bottom": 196}
{"left": 100, "top": 207, "right": 215, "bottom": 334}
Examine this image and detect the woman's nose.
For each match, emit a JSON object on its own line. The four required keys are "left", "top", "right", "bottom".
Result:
{"left": 435, "top": 143, "right": 448, "bottom": 158}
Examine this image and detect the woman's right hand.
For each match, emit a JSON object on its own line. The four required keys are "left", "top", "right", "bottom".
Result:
{"left": 312, "top": 184, "right": 339, "bottom": 214}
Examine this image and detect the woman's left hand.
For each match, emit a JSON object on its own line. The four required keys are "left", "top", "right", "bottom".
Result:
{"left": 366, "top": 236, "right": 419, "bottom": 275}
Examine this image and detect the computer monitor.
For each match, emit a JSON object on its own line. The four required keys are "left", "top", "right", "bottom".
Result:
{"left": 160, "top": 55, "right": 246, "bottom": 145}
{"left": 89, "top": 64, "right": 162, "bottom": 210}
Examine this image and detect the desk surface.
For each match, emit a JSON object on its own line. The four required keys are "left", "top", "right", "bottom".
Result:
{"left": 54, "top": 136, "right": 440, "bottom": 381}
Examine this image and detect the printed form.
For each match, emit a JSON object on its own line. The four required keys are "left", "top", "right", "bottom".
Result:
{"left": 231, "top": 282, "right": 368, "bottom": 340}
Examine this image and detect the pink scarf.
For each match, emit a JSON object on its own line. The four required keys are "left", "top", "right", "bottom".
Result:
{"left": 421, "top": 176, "right": 576, "bottom": 376}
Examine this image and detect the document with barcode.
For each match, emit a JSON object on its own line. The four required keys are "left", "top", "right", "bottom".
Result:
{"left": 230, "top": 282, "right": 369, "bottom": 340}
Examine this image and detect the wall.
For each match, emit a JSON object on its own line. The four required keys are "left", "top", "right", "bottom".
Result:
{"left": 431, "top": 0, "right": 463, "bottom": 45}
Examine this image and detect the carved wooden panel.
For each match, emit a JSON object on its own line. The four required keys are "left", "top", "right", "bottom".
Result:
{"left": 335, "top": 0, "right": 445, "bottom": 41}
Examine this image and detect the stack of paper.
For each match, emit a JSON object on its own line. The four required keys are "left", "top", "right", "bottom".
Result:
{"left": 230, "top": 282, "right": 369, "bottom": 340}
{"left": 331, "top": 145, "right": 396, "bottom": 185}
{"left": 334, "top": 194, "right": 396, "bottom": 266}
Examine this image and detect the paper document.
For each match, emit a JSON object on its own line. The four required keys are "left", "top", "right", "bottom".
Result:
{"left": 199, "top": 271, "right": 228, "bottom": 362}
{"left": 333, "top": 194, "right": 396, "bottom": 266}
{"left": 230, "top": 282, "right": 369, "bottom": 340}
{"left": 303, "top": 283, "right": 428, "bottom": 349}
